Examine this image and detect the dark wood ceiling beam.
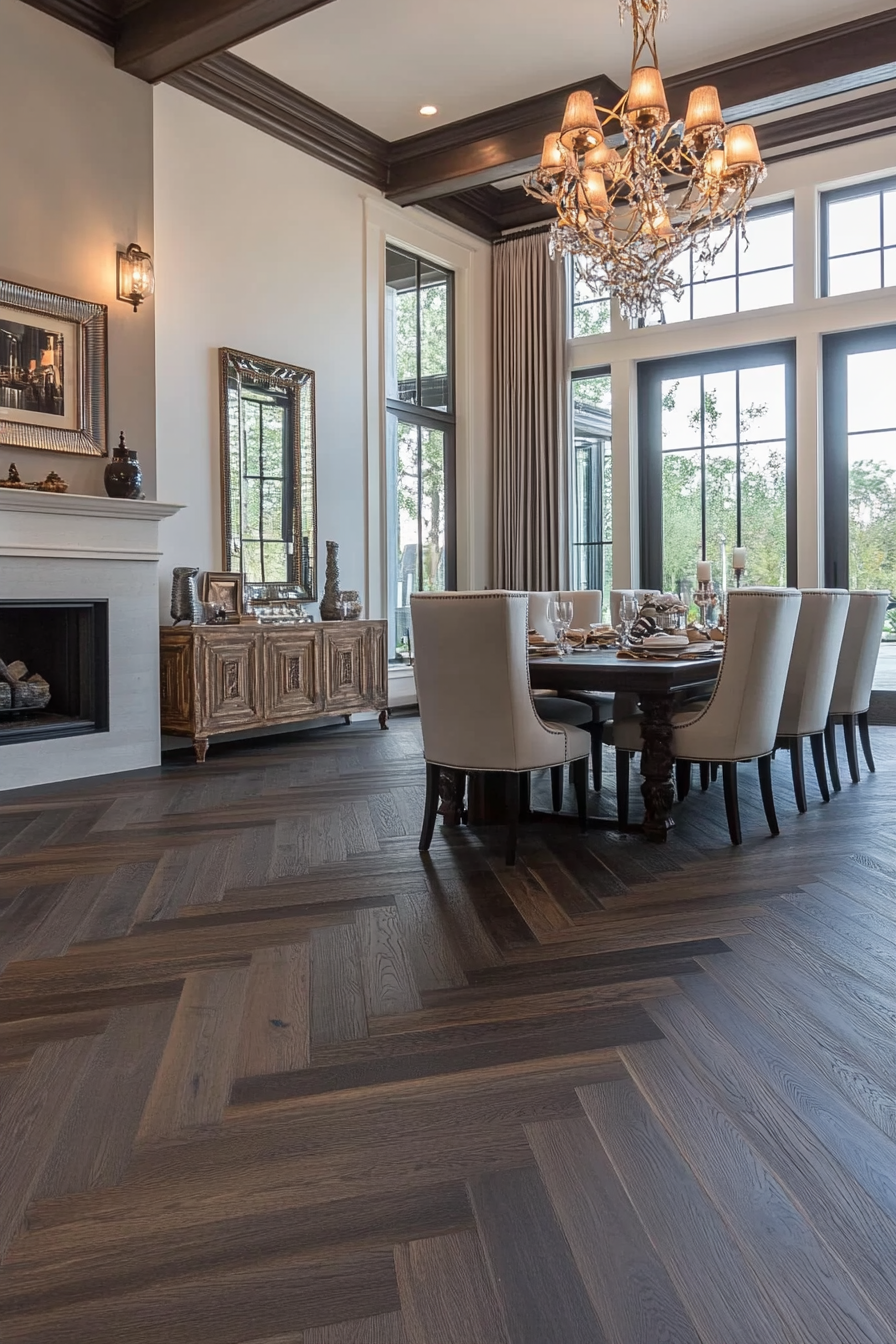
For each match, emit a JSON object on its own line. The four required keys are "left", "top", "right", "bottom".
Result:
{"left": 115, "top": 0, "right": 338, "bottom": 82}
{"left": 167, "top": 52, "right": 389, "bottom": 188}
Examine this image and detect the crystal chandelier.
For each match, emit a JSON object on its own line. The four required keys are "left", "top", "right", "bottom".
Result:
{"left": 523, "top": 0, "right": 766, "bottom": 321}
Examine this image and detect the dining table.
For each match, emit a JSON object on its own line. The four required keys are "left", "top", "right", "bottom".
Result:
{"left": 528, "top": 646, "right": 721, "bottom": 841}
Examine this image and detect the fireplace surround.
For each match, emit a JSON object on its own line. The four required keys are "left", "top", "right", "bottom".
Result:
{"left": 0, "top": 600, "right": 109, "bottom": 745}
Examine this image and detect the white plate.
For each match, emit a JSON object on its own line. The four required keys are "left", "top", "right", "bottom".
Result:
{"left": 642, "top": 635, "right": 689, "bottom": 649}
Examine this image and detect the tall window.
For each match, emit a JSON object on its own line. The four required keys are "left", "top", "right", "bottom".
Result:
{"left": 822, "top": 177, "right": 896, "bottom": 297}
{"left": 385, "top": 244, "right": 455, "bottom": 661}
{"left": 823, "top": 325, "right": 896, "bottom": 643}
{"left": 646, "top": 201, "right": 794, "bottom": 326}
{"left": 570, "top": 260, "right": 611, "bottom": 337}
{"left": 639, "top": 342, "right": 796, "bottom": 593}
{"left": 570, "top": 369, "right": 612, "bottom": 617}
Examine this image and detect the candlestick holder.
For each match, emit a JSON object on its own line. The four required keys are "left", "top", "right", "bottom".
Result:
{"left": 695, "top": 580, "right": 718, "bottom": 629}
{"left": 734, "top": 563, "right": 746, "bottom": 588}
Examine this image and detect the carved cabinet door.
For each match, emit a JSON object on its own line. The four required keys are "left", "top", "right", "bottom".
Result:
{"left": 196, "top": 631, "right": 262, "bottom": 733}
{"left": 322, "top": 625, "right": 367, "bottom": 711}
{"left": 159, "top": 635, "right": 194, "bottom": 733}
{"left": 264, "top": 628, "right": 323, "bottom": 721}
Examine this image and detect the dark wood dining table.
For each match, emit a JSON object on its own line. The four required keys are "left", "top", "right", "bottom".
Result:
{"left": 528, "top": 647, "right": 721, "bottom": 841}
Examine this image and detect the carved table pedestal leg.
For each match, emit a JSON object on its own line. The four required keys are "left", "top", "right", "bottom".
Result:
{"left": 193, "top": 737, "right": 209, "bottom": 764}
{"left": 378, "top": 708, "right": 390, "bottom": 730}
{"left": 438, "top": 769, "right": 467, "bottom": 826}
{"left": 638, "top": 693, "right": 676, "bottom": 842}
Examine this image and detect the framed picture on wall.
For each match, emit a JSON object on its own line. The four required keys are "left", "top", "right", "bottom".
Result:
{"left": 0, "top": 279, "right": 107, "bottom": 456}
{"left": 202, "top": 571, "right": 243, "bottom": 617}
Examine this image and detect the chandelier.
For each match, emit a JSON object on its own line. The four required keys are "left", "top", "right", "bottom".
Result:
{"left": 523, "top": 0, "right": 766, "bottom": 321}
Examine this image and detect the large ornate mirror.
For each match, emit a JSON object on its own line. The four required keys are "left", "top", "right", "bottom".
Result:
{"left": 220, "top": 348, "right": 316, "bottom": 603}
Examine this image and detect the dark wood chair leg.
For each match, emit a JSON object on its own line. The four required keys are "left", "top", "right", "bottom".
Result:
{"left": 591, "top": 731, "right": 603, "bottom": 793}
{"left": 809, "top": 733, "right": 830, "bottom": 802}
{"left": 710, "top": 762, "right": 719, "bottom": 782}
{"left": 789, "top": 737, "right": 808, "bottom": 814}
{"left": 550, "top": 766, "right": 564, "bottom": 812}
{"left": 505, "top": 772, "right": 520, "bottom": 866}
{"left": 699, "top": 762, "right": 711, "bottom": 791}
{"left": 572, "top": 756, "right": 588, "bottom": 833}
{"left": 824, "top": 717, "right": 842, "bottom": 792}
{"left": 757, "top": 753, "right": 779, "bottom": 837}
{"left": 722, "top": 761, "right": 742, "bottom": 846}
{"left": 419, "top": 761, "right": 440, "bottom": 852}
{"left": 519, "top": 771, "right": 532, "bottom": 820}
{"left": 842, "top": 713, "right": 861, "bottom": 784}
{"left": 858, "top": 711, "right": 875, "bottom": 773}
{"left": 616, "top": 750, "right": 631, "bottom": 828}
{"left": 675, "top": 759, "right": 691, "bottom": 801}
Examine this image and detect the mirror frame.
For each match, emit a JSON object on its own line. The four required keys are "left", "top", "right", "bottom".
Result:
{"left": 219, "top": 347, "right": 317, "bottom": 603}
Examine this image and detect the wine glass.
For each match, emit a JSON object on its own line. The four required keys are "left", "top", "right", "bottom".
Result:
{"left": 548, "top": 598, "right": 573, "bottom": 654}
{"left": 618, "top": 594, "right": 639, "bottom": 647}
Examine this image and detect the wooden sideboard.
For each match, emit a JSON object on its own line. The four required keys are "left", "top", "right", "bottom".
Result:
{"left": 160, "top": 620, "right": 388, "bottom": 761}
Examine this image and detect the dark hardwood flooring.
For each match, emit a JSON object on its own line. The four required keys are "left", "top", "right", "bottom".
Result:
{"left": 0, "top": 716, "right": 894, "bottom": 1343}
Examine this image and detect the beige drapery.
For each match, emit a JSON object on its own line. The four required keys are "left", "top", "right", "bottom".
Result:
{"left": 493, "top": 229, "right": 566, "bottom": 590}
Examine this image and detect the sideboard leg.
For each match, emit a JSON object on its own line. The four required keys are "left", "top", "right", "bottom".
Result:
{"left": 343, "top": 714, "right": 352, "bottom": 725}
{"left": 379, "top": 708, "right": 390, "bottom": 730}
{"left": 193, "top": 737, "right": 209, "bottom": 764}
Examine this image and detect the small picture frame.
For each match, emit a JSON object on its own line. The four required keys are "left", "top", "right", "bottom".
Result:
{"left": 202, "top": 571, "right": 243, "bottom": 617}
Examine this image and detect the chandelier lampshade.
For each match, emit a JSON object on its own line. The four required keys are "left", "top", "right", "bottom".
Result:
{"left": 522, "top": 0, "right": 766, "bottom": 321}
{"left": 559, "top": 90, "right": 603, "bottom": 150}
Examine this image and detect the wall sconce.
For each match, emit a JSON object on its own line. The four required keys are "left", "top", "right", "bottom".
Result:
{"left": 117, "top": 243, "right": 154, "bottom": 312}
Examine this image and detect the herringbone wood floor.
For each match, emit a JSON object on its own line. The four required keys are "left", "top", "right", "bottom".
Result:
{"left": 1, "top": 715, "right": 894, "bottom": 1343}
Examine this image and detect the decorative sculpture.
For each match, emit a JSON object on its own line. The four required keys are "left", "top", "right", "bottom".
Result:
{"left": 319, "top": 540, "right": 342, "bottom": 621}
{"left": 170, "top": 567, "right": 205, "bottom": 625}
{"left": 0, "top": 463, "right": 68, "bottom": 492}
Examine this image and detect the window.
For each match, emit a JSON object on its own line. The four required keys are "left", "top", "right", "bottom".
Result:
{"left": 822, "top": 177, "right": 896, "bottom": 297}
{"left": 570, "top": 369, "right": 612, "bottom": 617}
{"left": 385, "top": 244, "right": 455, "bottom": 661}
{"left": 570, "top": 260, "right": 611, "bottom": 338}
{"left": 823, "top": 326, "right": 896, "bottom": 643}
{"left": 639, "top": 342, "right": 796, "bottom": 593}
{"left": 646, "top": 201, "right": 794, "bottom": 326}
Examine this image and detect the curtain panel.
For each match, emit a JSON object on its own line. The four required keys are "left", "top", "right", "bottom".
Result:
{"left": 493, "top": 230, "right": 566, "bottom": 590}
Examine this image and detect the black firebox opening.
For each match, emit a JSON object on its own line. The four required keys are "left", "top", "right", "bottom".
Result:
{"left": 0, "top": 601, "right": 109, "bottom": 745}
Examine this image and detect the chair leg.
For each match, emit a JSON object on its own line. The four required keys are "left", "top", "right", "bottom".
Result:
{"left": 591, "top": 731, "right": 603, "bottom": 793}
{"left": 722, "top": 761, "right": 742, "bottom": 846}
{"left": 505, "top": 772, "right": 520, "bottom": 867}
{"left": 419, "top": 762, "right": 440, "bottom": 852}
{"left": 675, "top": 759, "right": 691, "bottom": 801}
{"left": 842, "top": 713, "right": 861, "bottom": 784}
{"left": 550, "top": 766, "right": 563, "bottom": 812}
{"left": 858, "top": 711, "right": 876, "bottom": 773}
{"left": 757, "top": 754, "right": 779, "bottom": 837}
{"left": 789, "top": 737, "right": 808, "bottom": 814}
{"left": 711, "top": 762, "right": 719, "bottom": 783}
{"left": 809, "top": 733, "right": 830, "bottom": 803}
{"left": 571, "top": 756, "right": 588, "bottom": 833}
{"left": 616, "top": 750, "right": 631, "bottom": 828}
{"left": 519, "top": 770, "right": 532, "bottom": 820}
{"left": 699, "top": 762, "right": 711, "bottom": 791}
{"left": 824, "top": 717, "right": 842, "bottom": 793}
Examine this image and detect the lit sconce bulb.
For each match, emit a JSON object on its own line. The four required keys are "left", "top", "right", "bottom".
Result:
{"left": 559, "top": 90, "right": 603, "bottom": 151}
{"left": 643, "top": 203, "right": 673, "bottom": 237}
{"left": 626, "top": 65, "right": 669, "bottom": 129}
{"left": 724, "top": 124, "right": 762, "bottom": 170}
{"left": 539, "top": 133, "right": 567, "bottom": 172}
{"left": 419, "top": 105, "right": 438, "bottom": 116}
{"left": 702, "top": 148, "right": 726, "bottom": 179}
{"left": 117, "top": 242, "right": 155, "bottom": 313}
{"left": 582, "top": 168, "right": 609, "bottom": 213}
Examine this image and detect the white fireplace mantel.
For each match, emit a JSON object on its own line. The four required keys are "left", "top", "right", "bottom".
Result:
{"left": 0, "top": 491, "right": 183, "bottom": 563}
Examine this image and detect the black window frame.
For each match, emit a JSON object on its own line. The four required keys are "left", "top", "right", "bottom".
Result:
{"left": 638, "top": 339, "right": 798, "bottom": 591}
{"left": 570, "top": 365, "right": 612, "bottom": 600}
{"left": 822, "top": 321, "right": 896, "bottom": 588}
{"left": 820, "top": 175, "right": 896, "bottom": 299}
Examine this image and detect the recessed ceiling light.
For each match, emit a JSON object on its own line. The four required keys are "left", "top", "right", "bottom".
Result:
{"left": 419, "top": 105, "right": 438, "bottom": 116}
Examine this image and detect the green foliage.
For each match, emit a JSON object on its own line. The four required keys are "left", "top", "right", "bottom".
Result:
{"left": 849, "top": 457, "right": 896, "bottom": 637}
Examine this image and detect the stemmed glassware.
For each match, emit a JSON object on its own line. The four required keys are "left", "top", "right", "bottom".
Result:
{"left": 548, "top": 598, "right": 574, "bottom": 655}
{"left": 618, "top": 594, "right": 639, "bottom": 647}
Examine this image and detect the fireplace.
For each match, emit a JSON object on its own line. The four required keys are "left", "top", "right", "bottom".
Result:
{"left": 0, "top": 601, "right": 109, "bottom": 745}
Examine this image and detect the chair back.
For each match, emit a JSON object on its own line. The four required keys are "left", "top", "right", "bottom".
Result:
{"left": 778, "top": 589, "right": 849, "bottom": 737}
{"left": 527, "top": 591, "right": 558, "bottom": 640}
{"left": 410, "top": 591, "right": 586, "bottom": 773}
{"left": 676, "top": 588, "right": 802, "bottom": 762}
{"left": 560, "top": 590, "right": 603, "bottom": 628}
{"left": 829, "top": 590, "right": 890, "bottom": 716}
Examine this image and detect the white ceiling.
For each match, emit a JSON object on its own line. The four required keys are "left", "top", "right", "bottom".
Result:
{"left": 236, "top": 0, "right": 888, "bottom": 141}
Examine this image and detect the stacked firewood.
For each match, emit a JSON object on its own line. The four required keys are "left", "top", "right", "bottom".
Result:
{"left": 0, "top": 659, "right": 51, "bottom": 711}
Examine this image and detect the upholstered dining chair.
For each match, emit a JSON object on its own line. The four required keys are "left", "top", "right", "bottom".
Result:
{"left": 825, "top": 590, "right": 890, "bottom": 788}
{"left": 609, "top": 588, "right": 802, "bottom": 844}
{"left": 411, "top": 591, "right": 591, "bottom": 865}
{"left": 528, "top": 589, "right": 610, "bottom": 791}
{"left": 527, "top": 591, "right": 557, "bottom": 641}
{"left": 774, "top": 589, "right": 849, "bottom": 809}
{"left": 560, "top": 590, "right": 603, "bottom": 628}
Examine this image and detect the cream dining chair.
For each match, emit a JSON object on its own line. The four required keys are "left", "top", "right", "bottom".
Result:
{"left": 824, "top": 590, "right": 890, "bottom": 788}
{"left": 774, "top": 589, "right": 849, "bottom": 809}
{"left": 411, "top": 591, "right": 591, "bottom": 865}
{"left": 610, "top": 588, "right": 802, "bottom": 844}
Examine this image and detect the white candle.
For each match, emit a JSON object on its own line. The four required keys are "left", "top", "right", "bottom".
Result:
{"left": 733, "top": 547, "right": 747, "bottom": 569}
{"left": 696, "top": 560, "right": 711, "bottom": 584}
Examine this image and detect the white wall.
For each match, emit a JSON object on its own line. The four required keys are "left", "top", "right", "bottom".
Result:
{"left": 568, "top": 133, "right": 896, "bottom": 590}
{"left": 153, "top": 85, "right": 491, "bottom": 643}
{"left": 0, "top": 1, "right": 155, "bottom": 496}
